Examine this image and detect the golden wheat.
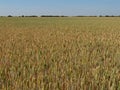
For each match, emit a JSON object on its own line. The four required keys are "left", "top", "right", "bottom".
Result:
{"left": 0, "top": 17, "right": 120, "bottom": 90}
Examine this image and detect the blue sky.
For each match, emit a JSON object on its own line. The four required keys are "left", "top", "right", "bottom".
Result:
{"left": 0, "top": 0, "right": 120, "bottom": 16}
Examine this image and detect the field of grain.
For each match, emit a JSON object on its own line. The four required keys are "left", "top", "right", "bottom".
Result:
{"left": 0, "top": 17, "right": 120, "bottom": 90}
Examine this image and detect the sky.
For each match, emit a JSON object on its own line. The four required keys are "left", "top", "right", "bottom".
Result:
{"left": 0, "top": 0, "right": 120, "bottom": 16}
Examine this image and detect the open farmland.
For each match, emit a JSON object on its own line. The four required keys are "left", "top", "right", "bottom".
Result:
{"left": 0, "top": 17, "right": 120, "bottom": 90}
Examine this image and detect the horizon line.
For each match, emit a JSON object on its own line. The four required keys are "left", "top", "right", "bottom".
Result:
{"left": 1, "top": 15, "right": 120, "bottom": 17}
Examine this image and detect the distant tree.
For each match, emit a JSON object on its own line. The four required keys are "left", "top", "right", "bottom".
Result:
{"left": 41, "top": 15, "right": 61, "bottom": 17}
{"left": 8, "top": 15, "right": 12, "bottom": 17}
{"left": 74, "top": 15, "right": 84, "bottom": 17}
{"left": 75, "top": 15, "right": 97, "bottom": 17}
{"left": 99, "top": 15, "right": 103, "bottom": 17}
{"left": 30, "top": 15, "right": 38, "bottom": 17}
{"left": 89, "top": 16, "right": 97, "bottom": 17}
{"left": 21, "top": 15, "right": 24, "bottom": 17}
{"left": 105, "top": 15, "right": 109, "bottom": 17}
{"left": 41, "top": 15, "right": 68, "bottom": 17}
{"left": 61, "top": 15, "right": 68, "bottom": 17}
{"left": 24, "top": 15, "right": 38, "bottom": 17}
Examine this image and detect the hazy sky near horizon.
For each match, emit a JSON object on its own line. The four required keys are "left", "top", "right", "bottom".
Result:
{"left": 0, "top": 0, "right": 120, "bottom": 16}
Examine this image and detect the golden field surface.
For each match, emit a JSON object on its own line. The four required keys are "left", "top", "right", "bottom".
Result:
{"left": 0, "top": 17, "right": 120, "bottom": 90}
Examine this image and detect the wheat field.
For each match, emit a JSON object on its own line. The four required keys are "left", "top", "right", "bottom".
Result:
{"left": 0, "top": 17, "right": 120, "bottom": 90}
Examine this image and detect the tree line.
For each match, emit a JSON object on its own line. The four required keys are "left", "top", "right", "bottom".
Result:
{"left": 7, "top": 15, "right": 68, "bottom": 17}
{"left": 1, "top": 15, "right": 120, "bottom": 17}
